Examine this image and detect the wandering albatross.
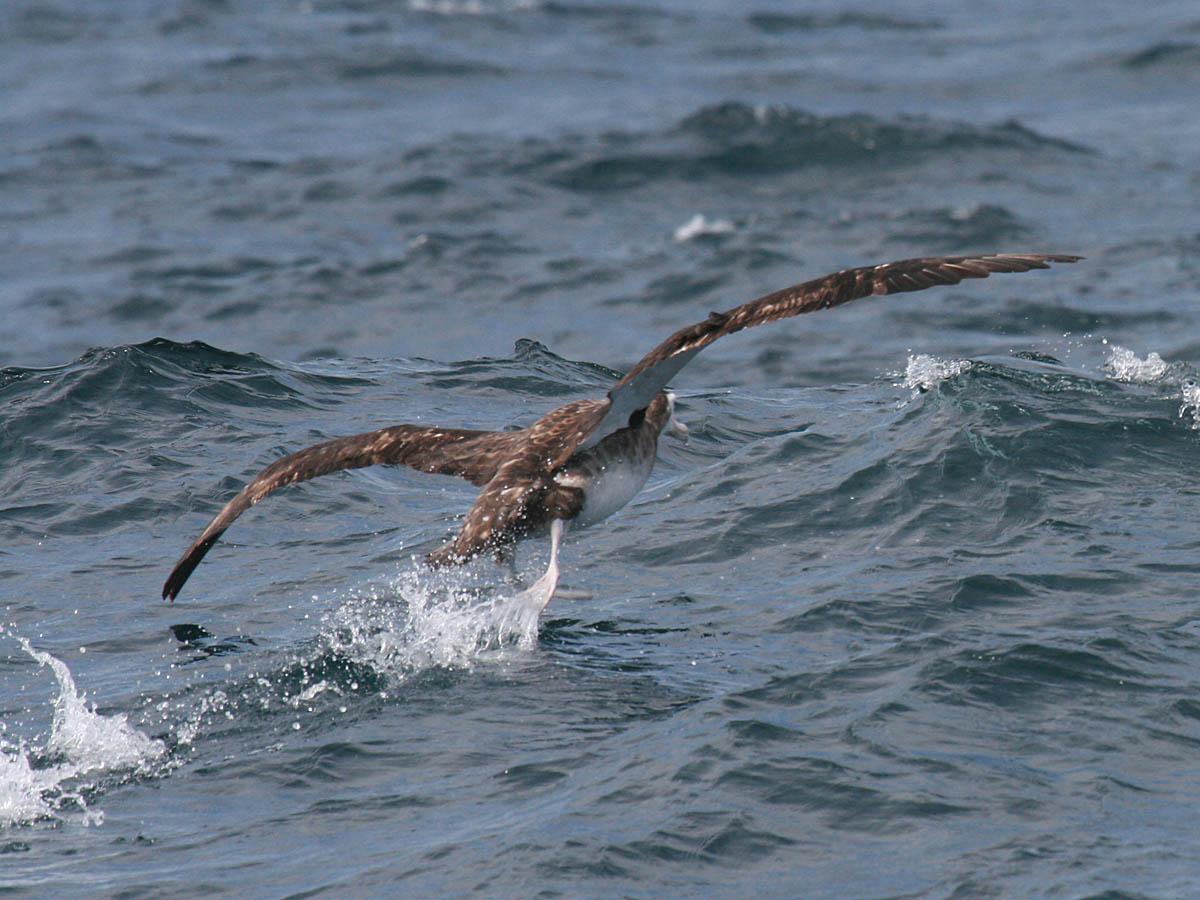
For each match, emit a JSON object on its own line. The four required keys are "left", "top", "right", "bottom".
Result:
{"left": 163, "top": 253, "right": 1080, "bottom": 618}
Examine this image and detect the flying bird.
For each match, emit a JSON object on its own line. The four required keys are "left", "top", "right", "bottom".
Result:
{"left": 163, "top": 253, "right": 1080, "bottom": 619}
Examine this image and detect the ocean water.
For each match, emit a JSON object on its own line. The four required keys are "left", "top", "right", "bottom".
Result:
{"left": 3, "top": 0, "right": 1200, "bottom": 897}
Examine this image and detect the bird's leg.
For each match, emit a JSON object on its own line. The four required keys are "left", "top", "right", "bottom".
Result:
{"left": 521, "top": 517, "right": 564, "bottom": 612}
{"left": 497, "top": 518, "right": 566, "bottom": 641}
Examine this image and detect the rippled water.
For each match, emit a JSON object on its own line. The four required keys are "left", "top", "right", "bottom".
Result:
{"left": 4, "top": 1, "right": 1200, "bottom": 898}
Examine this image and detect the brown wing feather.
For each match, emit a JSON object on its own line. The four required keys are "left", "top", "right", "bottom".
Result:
{"left": 580, "top": 253, "right": 1081, "bottom": 449}
{"left": 162, "top": 423, "right": 528, "bottom": 600}
{"left": 615, "top": 253, "right": 1081, "bottom": 392}
{"left": 424, "top": 466, "right": 573, "bottom": 568}
{"left": 425, "top": 398, "right": 609, "bottom": 565}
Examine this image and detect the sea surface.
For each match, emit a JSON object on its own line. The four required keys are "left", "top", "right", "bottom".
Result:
{"left": 3, "top": 1, "right": 1200, "bottom": 897}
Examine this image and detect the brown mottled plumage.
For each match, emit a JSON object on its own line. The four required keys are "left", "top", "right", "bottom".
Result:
{"left": 163, "top": 253, "right": 1080, "bottom": 602}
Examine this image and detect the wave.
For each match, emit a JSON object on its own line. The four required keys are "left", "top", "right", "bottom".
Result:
{"left": 1121, "top": 41, "right": 1200, "bottom": 71}
{"left": 6, "top": 335, "right": 1199, "bottom": 852}
{"left": 887, "top": 203, "right": 1031, "bottom": 251}
{"left": 511, "top": 102, "right": 1093, "bottom": 192}
{"left": 0, "top": 337, "right": 621, "bottom": 544}
{"left": 8, "top": 336, "right": 1192, "bottom": 561}
{"left": 745, "top": 10, "right": 939, "bottom": 33}
{"left": 621, "top": 344, "right": 1199, "bottom": 577}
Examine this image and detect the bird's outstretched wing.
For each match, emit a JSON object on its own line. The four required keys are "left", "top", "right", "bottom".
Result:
{"left": 581, "top": 253, "right": 1082, "bottom": 447}
{"left": 162, "top": 424, "right": 528, "bottom": 600}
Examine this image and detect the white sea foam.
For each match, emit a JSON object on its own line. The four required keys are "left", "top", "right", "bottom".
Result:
{"left": 897, "top": 354, "right": 971, "bottom": 394}
{"left": 673, "top": 213, "right": 735, "bottom": 242}
{"left": 1179, "top": 379, "right": 1200, "bottom": 430}
{"left": 408, "top": 0, "right": 488, "bottom": 14}
{"left": 0, "top": 639, "right": 166, "bottom": 828}
{"left": 1104, "top": 345, "right": 1169, "bottom": 383}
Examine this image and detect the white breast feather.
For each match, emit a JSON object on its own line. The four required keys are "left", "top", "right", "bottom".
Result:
{"left": 557, "top": 454, "right": 655, "bottom": 527}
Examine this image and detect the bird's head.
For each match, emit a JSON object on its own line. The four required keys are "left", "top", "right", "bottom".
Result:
{"left": 648, "top": 390, "right": 689, "bottom": 442}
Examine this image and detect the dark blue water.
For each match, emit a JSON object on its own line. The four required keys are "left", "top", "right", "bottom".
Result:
{"left": 4, "top": 1, "right": 1200, "bottom": 897}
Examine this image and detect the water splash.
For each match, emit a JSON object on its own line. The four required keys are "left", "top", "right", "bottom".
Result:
{"left": 131, "top": 566, "right": 550, "bottom": 757}
{"left": 1104, "top": 345, "right": 1169, "bottom": 383}
{"left": 674, "top": 213, "right": 735, "bottom": 242}
{"left": 0, "top": 739, "right": 85, "bottom": 828}
{"left": 322, "top": 565, "right": 543, "bottom": 681}
{"left": 1179, "top": 379, "right": 1200, "bottom": 430}
{"left": 896, "top": 353, "right": 971, "bottom": 396}
{"left": 1099, "top": 345, "right": 1200, "bottom": 428}
{"left": 0, "top": 639, "right": 166, "bottom": 828}
{"left": 408, "top": 0, "right": 490, "bottom": 14}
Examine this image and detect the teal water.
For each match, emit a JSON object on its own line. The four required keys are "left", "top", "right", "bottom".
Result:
{"left": 3, "top": 1, "right": 1200, "bottom": 898}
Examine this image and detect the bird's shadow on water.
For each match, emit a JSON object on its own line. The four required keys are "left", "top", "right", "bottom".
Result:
{"left": 168, "top": 623, "right": 259, "bottom": 663}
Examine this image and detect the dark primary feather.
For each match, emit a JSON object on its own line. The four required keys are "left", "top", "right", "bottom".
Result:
{"left": 162, "top": 423, "right": 530, "bottom": 599}
{"left": 584, "top": 253, "right": 1081, "bottom": 448}
{"left": 621, "top": 253, "right": 1080, "bottom": 385}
